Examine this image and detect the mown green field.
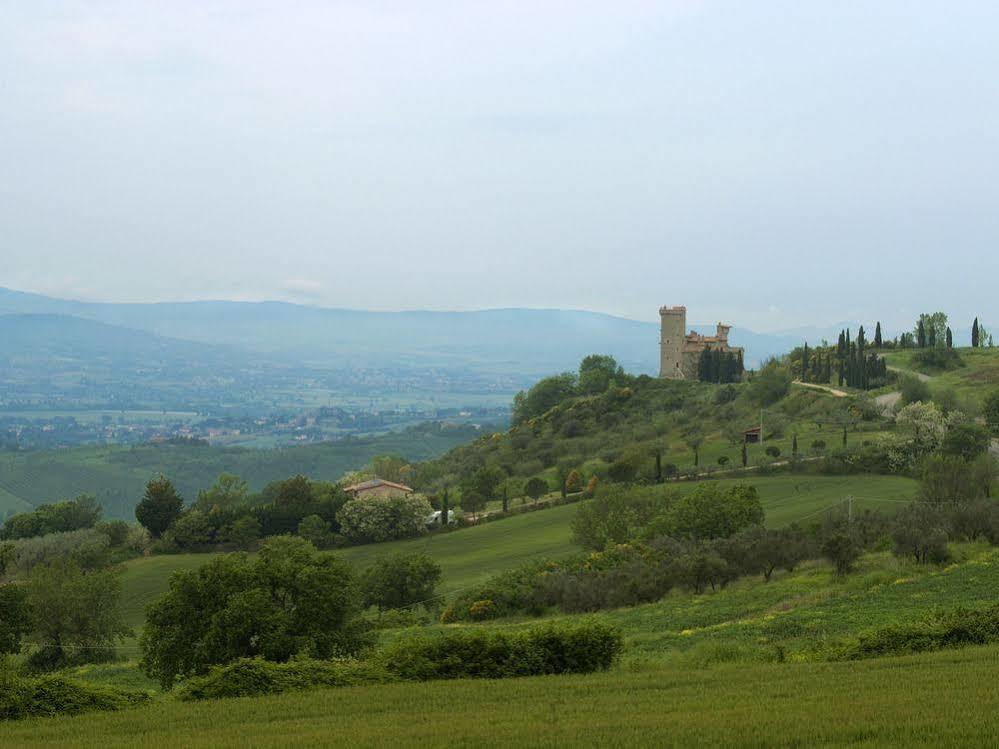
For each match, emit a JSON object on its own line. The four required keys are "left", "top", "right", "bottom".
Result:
{"left": 3, "top": 646, "right": 999, "bottom": 747}
{"left": 116, "top": 473, "right": 916, "bottom": 632}
{"left": 885, "top": 346, "right": 999, "bottom": 407}
{"left": 117, "top": 501, "right": 583, "bottom": 630}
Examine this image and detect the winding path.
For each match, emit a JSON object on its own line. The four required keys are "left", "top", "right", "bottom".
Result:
{"left": 792, "top": 381, "right": 848, "bottom": 398}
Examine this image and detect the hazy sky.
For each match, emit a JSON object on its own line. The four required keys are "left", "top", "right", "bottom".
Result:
{"left": 2, "top": 1, "right": 997, "bottom": 331}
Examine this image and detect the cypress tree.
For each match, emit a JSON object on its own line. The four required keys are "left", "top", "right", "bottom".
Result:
{"left": 928, "top": 326, "right": 936, "bottom": 348}
{"left": 741, "top": 442, "right": 748, "bottom": 467}
{"left": 917, "top": 319, "right": 926, "bottom": 348}
{"left": 874, "top": 322, "right": 883, "bottom": 348}
{"left": 857, "top": 328, "right": 867, "bottom": 389}
{"left": 801, "top": 343, "right": 809, "bottom": 381}
{"left": 440, "top": 486, "right": 449, "bottom": 527}
{"left": 973, "top": 317, "right": 980, "bottom": 348}
{"left": 946, "top": 327, "right": 953, "bottom": 349}
{"left": 843, "top": 425, "right": 848, "bottom": 447}
{"left": 792, "top": 433, "right": 798, "bottom": 457}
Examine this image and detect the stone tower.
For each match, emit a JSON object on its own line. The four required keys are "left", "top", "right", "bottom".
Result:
{"left": 659, "top": 306, "right": 686, "bottom": 379}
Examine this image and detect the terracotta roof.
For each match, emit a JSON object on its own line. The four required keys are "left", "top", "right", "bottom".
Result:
{"left": 343, "top": 478, "right": 413, "bottom": 493}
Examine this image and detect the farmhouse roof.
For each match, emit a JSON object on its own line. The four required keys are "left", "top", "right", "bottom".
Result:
{"left": 343, "top": 478, "right": 413, "bottom": 494}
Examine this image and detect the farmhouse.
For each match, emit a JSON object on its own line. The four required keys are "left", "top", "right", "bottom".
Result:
{"left": 343, "top": 478, "right": 413, "bottom": 499}
{"left": 659, "top": 305, "right": 744, "bottom": 380}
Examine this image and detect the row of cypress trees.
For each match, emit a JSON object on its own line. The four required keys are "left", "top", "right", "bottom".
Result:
{"left": 798, "top": 327, "right": 887, "bottom": 390}
{"left": 697, "top": 348, "right": 744, "bottom": 383}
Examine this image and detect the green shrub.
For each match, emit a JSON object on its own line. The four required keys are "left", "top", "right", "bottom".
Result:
{"left": 468, "top": 599, "right": 496, "bottom": 620}
{"left": 378, "top": 620, "right": 623, "bottom": 681}
{"left": 911, "top": 347, "right": 963, "bottom": 372}
{"left": 0, "top": 671, "right": 149, "bottom": 721}
{"left": 833, "top": 604, "right": 999, "bottom": 661}
{"left": 442, "top": 560, "right": 555, "bottom": 622}
{"left": 175, "top": 657, "right": 392, "bottom": 701}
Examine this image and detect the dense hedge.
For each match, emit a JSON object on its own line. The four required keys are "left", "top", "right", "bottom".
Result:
{"left": 176, "top": 658, "right": 393, "bottom": 701}
{"left": 175, "top": 620, "right": 623, "bottom": 701}
{"left": 0, "top": 673, "right": 149, "bottom": 721}
{"left": 833, "top": 604, "right": 999, "bottom": 661}
{"left": 377, "top": 620, "right": 623, "bottom": 681}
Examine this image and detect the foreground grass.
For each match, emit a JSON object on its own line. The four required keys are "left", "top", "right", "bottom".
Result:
{"left": 4, "top": 646, "right": 999, "bottom": 747}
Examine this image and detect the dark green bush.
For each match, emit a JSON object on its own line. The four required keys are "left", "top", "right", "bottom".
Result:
{"left": 0, "top": 672, "right": 149, "bottom": 721}
{"left": 378, "top": 620, "right": 623, "bottom": 681}
{"left": 833, "top": 604, "right": 999, "bottom": 661}
{"left": 441, "top": 560, "right": 555, "bottom": 622}
{"left": 175, "top": 658, "right": 392, "bottom": 701}
{"left": 911, "top": 347, "right": 963, "bottom": 373}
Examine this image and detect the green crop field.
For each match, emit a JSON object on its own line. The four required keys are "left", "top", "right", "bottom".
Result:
{"left": 3, "top": 645, "right": 998, "bottom": 747}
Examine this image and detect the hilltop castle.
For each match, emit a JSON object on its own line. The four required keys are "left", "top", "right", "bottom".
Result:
{"left": 659, "top": 306, "right": 744, "bottom": 380}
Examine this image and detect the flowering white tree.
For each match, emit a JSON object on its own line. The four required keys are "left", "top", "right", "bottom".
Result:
{"left": 336, "top": 494, "right": 433, "bottom": 544}
{"left": 888, "top": 402, "right": 948, "bottom": 471}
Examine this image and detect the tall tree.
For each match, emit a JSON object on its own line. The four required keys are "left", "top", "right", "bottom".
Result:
{"left": 874, "top": 322, "right": 883, "bottom": 348}
{"left": 135, "top": 475, "right": 183, "bottom": 538}
{"left": 27, "top": 559, "right": 131, "bottom": 668}
{"left": 684, "top": 431, "right": 704, "bottom": 468}
{"left": 917, "top": 319, "right": 926, "bottom": 349}
{"left": 801, "top": 343, "right": 809, "bottom": 381}
{"left": 972, "top": 317, "right": 980, "bottom": 348}
{"left": 946, "top": 327, "right": 953, "bottom": 349}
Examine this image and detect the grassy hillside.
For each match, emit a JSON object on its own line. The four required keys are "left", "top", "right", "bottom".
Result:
{"left": 116, "top": 473, "right": 916, "bottom": 631}
{"left": 0, "top": 423, "right": 479, "bottom": 520}
{"left": 885, "top": 346, "right": 999, "bottom": 407}
{"left": 603, "top": 544, "right": 999, "bottom": 659}
{"left": 417, "top": 369, "right": 894, "bottom": 511}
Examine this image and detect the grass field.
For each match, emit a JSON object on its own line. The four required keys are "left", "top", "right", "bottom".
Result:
{"left": 115, "top": 473, "right": 917, "bottom": 633}
{"left": 117, "top": 502, "right": 582, "bottom": 629}
{"left": 12, "top": 471, "right": 994, "bottom": 748}
{"left": 3, "top": 646, "right": 999, "bottom": 747}
{"left": 885, "top": 346, "right": 999, "bottom": 407}
{"left": 602, "top": 544, "right": 998, "bottom": 658}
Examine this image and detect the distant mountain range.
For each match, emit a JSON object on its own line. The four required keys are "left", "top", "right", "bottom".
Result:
{"left": 0, "top": 287, "right": 840, "bottom": 377}
{"left": 9, "top": 287, "right": 985, "bottom": 379}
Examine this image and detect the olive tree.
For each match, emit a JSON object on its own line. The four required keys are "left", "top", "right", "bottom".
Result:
{"left": 361, "top": 553, "right": 442, "bottom": 611}
{"left": 140, "top": 536, "right": 367, "bottom": 688}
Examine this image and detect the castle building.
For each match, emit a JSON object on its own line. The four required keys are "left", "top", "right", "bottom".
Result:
{"left": 659, "top": 306, "right": 744, "bottom": 380}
